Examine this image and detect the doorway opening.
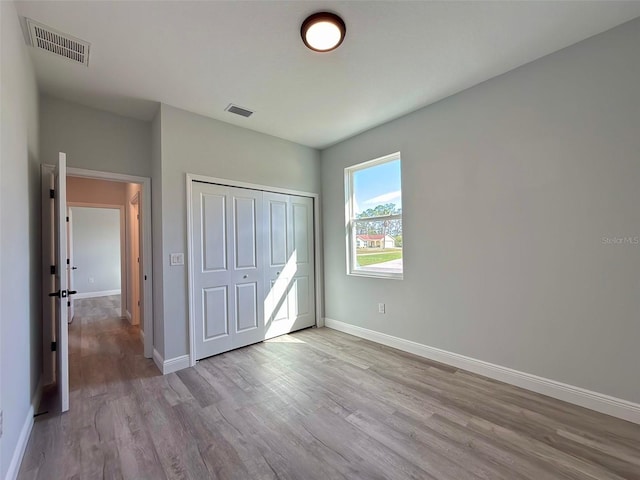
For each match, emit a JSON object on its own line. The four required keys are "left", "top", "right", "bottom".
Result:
{"left": 66, "top": 176, "right": 142, "bottom": 330}
{"left": 41, "top": 162, "right": 153, "bottom": 413}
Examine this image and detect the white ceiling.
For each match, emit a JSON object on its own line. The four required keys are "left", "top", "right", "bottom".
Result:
{"left": 14, "top": 1, "right": 640, "bottom": 149}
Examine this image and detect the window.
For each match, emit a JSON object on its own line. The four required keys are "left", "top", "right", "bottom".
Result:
{"left": 345, "top": 152, "right": 403, "bottom": 279}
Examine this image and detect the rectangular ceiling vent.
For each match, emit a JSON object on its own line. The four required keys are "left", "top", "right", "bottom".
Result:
{"left": 25, "top": 18, "right": 90, "bottom": 66}
{"left": 225, "top": 104, "right": 254, "bottom": 118}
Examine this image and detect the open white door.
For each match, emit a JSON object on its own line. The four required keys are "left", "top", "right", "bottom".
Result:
{"left": 51, "top": 152, "right": 70, "bottom": 412}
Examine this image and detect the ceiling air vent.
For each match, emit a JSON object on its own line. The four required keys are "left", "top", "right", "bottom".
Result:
{"left": 25, "top": 18, "right": 90, "bottom": 66}
{"left": 225, "top": 104, "right": 254, "bottom": 118}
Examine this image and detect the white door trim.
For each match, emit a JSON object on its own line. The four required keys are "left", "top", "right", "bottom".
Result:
{"left": 186, "top": 173, "right": 324, "bottom": 368}
{"left": 66, "top": 167, "right": 154, "bottom": 359}
{"left": 67, "top": 202, "right": 126, "bottom": 318}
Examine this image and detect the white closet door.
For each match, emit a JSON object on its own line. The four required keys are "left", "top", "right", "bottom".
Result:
{"left": 289, "top": 195, "right": 315, "bottom": 332}
{"left": 229, "top": 188, "right": 264, "bottom": 349}
{"left": 264, "top": 192, "right": 315, "bottom": 339}
{"left": 192, "top": 182, "right": 264, "bottom": 360}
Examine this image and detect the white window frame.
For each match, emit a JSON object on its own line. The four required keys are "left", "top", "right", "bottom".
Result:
{"left": 345, "top": 152, "right": 403, "bottom": 280}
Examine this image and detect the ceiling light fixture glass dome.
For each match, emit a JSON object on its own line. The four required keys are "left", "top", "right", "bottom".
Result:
{"left": 301, "top": 12, "right": 346, "bottom": 52}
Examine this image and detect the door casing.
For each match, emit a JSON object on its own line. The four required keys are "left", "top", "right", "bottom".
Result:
{"left": 41, "top": 166, "right": 153, "bottom": 381}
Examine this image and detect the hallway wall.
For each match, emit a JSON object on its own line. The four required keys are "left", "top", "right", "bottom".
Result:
{"left": 67, "top": 176, "right": 127, "bottom": 205}
{"left": 70, "top": 207, "right": 122, "bottom": 297}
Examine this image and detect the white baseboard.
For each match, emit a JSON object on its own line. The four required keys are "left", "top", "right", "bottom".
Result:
{"left": 163, "top": 355, "right": 190, "bottom": 374}
{"left": 153, "top": 348, "right": 190, "bottom": 375}
{"left": 324, "top": 318, "right": 640, "bottom": 425}
{"left": 5, "top": 378, "right": 43, "bottom": 480}
{"left": 73, "top": 289, "right": 121, "bottom": 300}
{"left": 152, "top": 348, "right": 163, "bottom": 373}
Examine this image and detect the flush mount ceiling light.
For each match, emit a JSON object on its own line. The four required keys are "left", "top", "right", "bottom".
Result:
{"left": 301, "top": 12, "right": 346, "bottom": 52}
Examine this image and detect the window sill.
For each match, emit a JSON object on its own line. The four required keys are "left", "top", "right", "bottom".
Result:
{"left": 347, "top": 270, "right": 403, "bottom": 280}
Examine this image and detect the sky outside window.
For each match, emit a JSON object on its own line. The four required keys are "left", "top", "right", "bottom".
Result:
{"left": 353, "top": 159, "right": 401, "bottom": 215}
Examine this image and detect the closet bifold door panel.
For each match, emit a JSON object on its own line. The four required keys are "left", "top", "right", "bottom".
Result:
{"left": 192, "top": 182, "right": 265, "bottom": 360}
{"left": 263, "top": 192, "right": 315, "bottom": 339}
{"left": 192, "top": 180, "right": 315, "bottom": 361}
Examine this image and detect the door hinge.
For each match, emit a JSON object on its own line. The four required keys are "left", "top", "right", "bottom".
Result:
{"left": 50, "top": 265, "right": 56, "bottom": 275}
{"left": 137, "top": 300, "right": 140, "bottom": 306}
{"left": 49, "top": 189, "right": 55, "bottom": 199}
{"left": 66, "top": 216, "right": 69, "bottom": 222}
{"left": 51, "top": 342, "right": 57, "bottom": 352}
{"left": 67, "top": 258, "right": 70, "bottom": 265}
{"left": 67, "top": 301, "right": 71, "bottom": 307}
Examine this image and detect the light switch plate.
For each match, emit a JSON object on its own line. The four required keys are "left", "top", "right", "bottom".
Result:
{"left": 170, "top": 253, "right": 184, "bottom": 266}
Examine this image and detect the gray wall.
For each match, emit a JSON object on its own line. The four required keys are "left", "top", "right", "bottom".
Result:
{"left": 156, "top": 104, "right": 321, "bottom": 359}
{"left": 40, "top": 95, "right": 151, "bottom": 177}
{"left": 0, "top": 2, "right": 40, "bottom": 477}
{"left": 71, "top": 207, "right": 122, "bottom": 295}
{"left": 321, "top": 18, "right": 640, "bottom": 404}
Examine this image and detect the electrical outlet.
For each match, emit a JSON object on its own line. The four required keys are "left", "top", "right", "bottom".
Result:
{"left": 378, "top": 303, "right": 386, "bottom": 314}
{"left": 170, "top": 253, "right": 184, "bottom": 266}
{"left": 88, "top": 277, "right": 94, "bottom": 284}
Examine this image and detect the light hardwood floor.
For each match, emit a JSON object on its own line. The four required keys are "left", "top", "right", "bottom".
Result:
{"left": 19, "top": 296, "right": 640, "bottom": 479}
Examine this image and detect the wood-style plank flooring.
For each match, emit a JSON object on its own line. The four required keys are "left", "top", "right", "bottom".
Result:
{"left": 19, "top": 296, "right": 640, "bottom": 479}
